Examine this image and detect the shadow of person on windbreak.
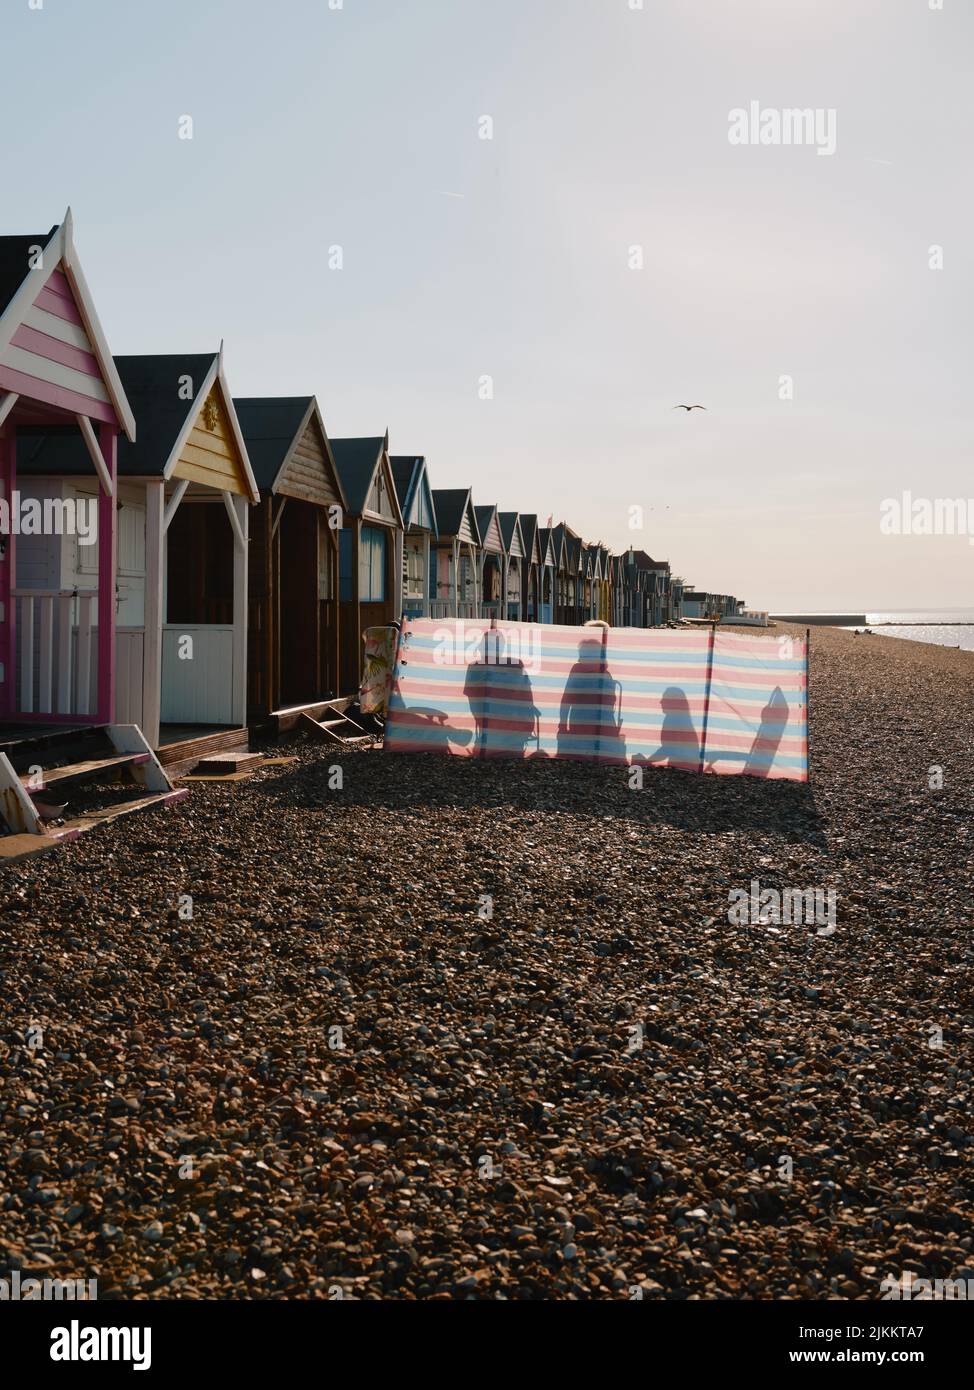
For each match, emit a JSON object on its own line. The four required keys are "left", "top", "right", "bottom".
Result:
{"left": 463, "top": 632, "right": 541, "bottom": 758}
{"left": 395, "top": 707, "right": 473, "bottom": 755}
{"left": 743, "top": 686, "right": 790, "bottom": 778}
{"left": 645, "top": 686, "right": 700, "bottom": 770}
{"left": 557, "top": 630, "right": 627, "bottom": 761}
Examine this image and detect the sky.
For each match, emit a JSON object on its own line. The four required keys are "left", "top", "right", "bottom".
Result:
{"left": 2, "top": 0, "right": 971, "bottom": 611}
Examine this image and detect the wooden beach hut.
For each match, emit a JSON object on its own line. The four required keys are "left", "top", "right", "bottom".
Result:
{"left": 0, "top": 213, "right": 135, "bottom": 736}
{"left": 391, "top": 455, "right": 438, "bottom": 620}
{"left": 497, "top": 511, "right": 526, "bottom": 622}
{"left": 17, "top": 350, "right": 260, "bottom": 767}
{"left": 535, "top": 524, "right": 558, "bottom": 625}
{"left": 234, "top": 397, "right": 346, "bottom": 725}
{"left": 518, "top": 514, "right": 543, "bottom": 623}
{"left": 331, "top": 434, "right": 404, "bottom": 694}
{"left": 430, "top": 488, "right": 482, "bottom": 618}
{"left": 473, "top": 504, "right": 505, "bottom": 621}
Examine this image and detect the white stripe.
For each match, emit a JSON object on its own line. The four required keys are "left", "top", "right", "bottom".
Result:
{"left": 24, "top": 303, "right": 96, "bottom": 354}
{"left": 1, "top": 344, "right": 109, "bottom": 403}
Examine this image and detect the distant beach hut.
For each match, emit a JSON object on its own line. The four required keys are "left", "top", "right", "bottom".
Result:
{"left": 430, "top": 487, "right": 482, "bottom": 618}
{"left": 235, "top": 396, "right": 347, "bottom": 721}
{"left": 474, "top": 503, "right": 505, "bottom": 621}
{"left": 497, "top": 511, "right": 526, "bottom": 622}
{"left": 331, "top": 433, "right": 404, "bottom": 694}
{"left": 391, "top": 455, "right": 438, "bottom": 620}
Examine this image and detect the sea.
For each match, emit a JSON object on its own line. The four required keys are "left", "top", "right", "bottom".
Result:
{"left": 843, "top": 609, "right": 974, "bottom": 653}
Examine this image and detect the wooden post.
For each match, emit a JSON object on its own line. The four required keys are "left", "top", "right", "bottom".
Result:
{"left": 0, "top": 432, "right": 14, "bottom": 717}
{"left": 698, "top": 622, "right": 716, "bottom": 774}
{"left": 393, "top": 524, "right": 404, "bottom": 621}
{"left": 422, "top": 530, "right": 431, "bottom": 618}
{"left": 352, "top": 517, "right": 362, "bottom": 688}
{"left": 805, "top": 626, "right": 811, "bottom": 779}
{"left": 230, "top": 493, "right": 248, "bottom": 728}
{"left": 142, "top": 479, "right": 164, "bottom": 748}
{"left": 95, "top": 424, "right": 117, "bottom": 725}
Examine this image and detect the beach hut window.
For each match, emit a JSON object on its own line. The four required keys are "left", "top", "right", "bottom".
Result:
{"left": 404, "top": 539, "right": 425, "bottom": 599}
{"left": 359, "top": 525, "right": 387, "bottom": 602}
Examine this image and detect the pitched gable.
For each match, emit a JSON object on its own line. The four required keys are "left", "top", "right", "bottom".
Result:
{"left": 498, "top": 512, "right": 524, "bottom": 560}
{"left": 0, "top": 215, "right": 135, "bottom": 436}
{"left": 391, "top": 456, "right": 437, "bottom": 534}
{"left": 431, "top": 488, "right": 480, "bottom": 545}
{"left": 236, "top": 397, "right": 345, "bottom": 510}
{"left": 169, "top": 373, "right": 250, "bottom": 497}
{"left": 474, "top": 505, "right": 504, "bottom": 555}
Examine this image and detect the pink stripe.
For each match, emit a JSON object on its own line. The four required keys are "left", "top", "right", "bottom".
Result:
{"left": 11, "top": 324, "right": 101, "bottom": 378}
{"left": 0, "top": 364, "right": 117, "bottom": 425}
{"left": 33, "top": 284, "right": 85, "bottom": 326}
{"left": 43, "top": 267, "right": 72, "bottom": 300}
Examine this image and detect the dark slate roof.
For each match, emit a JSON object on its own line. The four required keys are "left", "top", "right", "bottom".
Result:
{"left": 234, "top": 397, "right": 313, "bottom": 492}
{"left": 0, "top": 228, "right": 56, "bottom": 318}
{"left": 629, "top": 549, "right": 671, "bottom": 571}
{"left": 431, "top": 488, "right": 480, "bottom": 542}
{"left": 390, "top": 456, "right": 420, "bottom": 511}
{"left": 473, "top": 504, "right": 498, "bottom": 542}
{"left": 520, "top": 513, "right": 539, "bottom": 554}
{"left": 497, "top": 511, "right": 520, "bottom": 552}
{"left": 330, "top": 437, "right": 385, "bottom": 515}
{"left": 17, "top": 353, "right": 218, "bottom": 478}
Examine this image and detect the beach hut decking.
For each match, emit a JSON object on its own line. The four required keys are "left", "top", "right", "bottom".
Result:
{"left": 391, "top": 455, "right": 438, "bottom": 620}
{"left": 235, "top": 397, "right": 346, "bottom": 724}
{"left": 331, "top": 433, "right": 404, "bottom": 694}
{"left": 430, "top": 488, "right": 482, "bottom": 619}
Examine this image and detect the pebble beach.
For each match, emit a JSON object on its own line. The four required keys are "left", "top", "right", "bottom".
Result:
{"left": 1, "top": 623, "right": 972, "bottom": 1300}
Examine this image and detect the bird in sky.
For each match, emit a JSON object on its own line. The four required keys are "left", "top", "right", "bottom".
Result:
{"left": 673, "top": 404, "right": 707, "bottom": 412}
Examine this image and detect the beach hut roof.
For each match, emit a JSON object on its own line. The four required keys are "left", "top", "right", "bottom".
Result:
{"left": 519, "top": 513, "right": 543, "bottom": 566}
{"left": 497, "top": 511, "right": 525, "bottom": 559}
{"left": 0, "top": 211, "right": 136, "bottom": 440}
{"left": 331, "top": 432, "right": 403, "bottom": 527}
{"left": 431, "top": 487, "right": 482, "bottom": 545}
{"left": 17, "top": 350, "right": 259, "bottom": 501}
{"left": 234, "top": 396, "right": 313, "bottom": 489}
{"left": 629, "top": 549, "right": 671, "bottom": 572}
{"left": 390, "top": 455, "right": 438, "bottom": 537}
{"left": 536, "top": 526, "right": 558, "bottom": 569}
{"left": 474, "top": 504, "right": 504, "bottom": 554}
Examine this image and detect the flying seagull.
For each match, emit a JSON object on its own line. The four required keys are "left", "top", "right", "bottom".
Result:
{"left": 673, "top": 404, "right": 707, "bottom": 412}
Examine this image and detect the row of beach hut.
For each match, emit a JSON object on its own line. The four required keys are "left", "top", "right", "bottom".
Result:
{"left": 0, "top": 214, "right": 743, "bottom": 786}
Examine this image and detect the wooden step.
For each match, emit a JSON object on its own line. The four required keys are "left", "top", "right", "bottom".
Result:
{"left": 193, "top": 751, "right": 264, "bottom": 775}
{"left": 19, "top": 752, "right": 150, "bottom": 788}
{"left": 58, "top": 789, "right": 189, "bottom": 836}
{"left": 298, "top": 712, "right": 372, "bottom": 746}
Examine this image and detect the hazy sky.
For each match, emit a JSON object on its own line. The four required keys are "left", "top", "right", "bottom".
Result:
{"left": 3, "top": 0, "right": 971, "bottom": 609}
